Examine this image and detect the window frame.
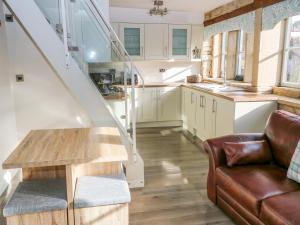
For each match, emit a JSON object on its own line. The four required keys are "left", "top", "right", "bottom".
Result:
{"left": 220, "top": 32, "right": 228, "bottom": 78}
{"left": 235, "top": 30, "right": 246, "bottom": 81}
{"left": 281, "top": 17, "right": 300, "bottom": 88}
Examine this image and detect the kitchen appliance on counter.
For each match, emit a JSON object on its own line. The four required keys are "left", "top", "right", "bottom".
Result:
{"left": 90, "top": 69, "right": 124, "bottom": 98}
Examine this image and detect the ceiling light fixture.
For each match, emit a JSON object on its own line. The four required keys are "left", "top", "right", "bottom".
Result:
{"left": 149, "top": 0, "right": 168, "bottom": 16}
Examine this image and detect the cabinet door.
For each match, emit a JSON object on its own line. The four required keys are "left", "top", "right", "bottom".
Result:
{"left": 136, "top": 88, "right": 157, "bottom": 122}
{"left": 186, "top": 89, "right": 197, "bottom": 134}
{"left": 215, "top": 97, "right": 235, "bottom": 137}
{"left": 157, "top": 87, "right": 180, "bottom": 121}
{"left": 181, "top": 87, "right": 188, "bottom": 129}
{"left": 145, "top": 24, "right": 169, "bottom": 60}
{"left": 204, "top": 94, "right": 216, "bottom": 140}
{"left": 169, "top": 25, "right": 191, "bottom": 60}
{"left": 195, "top": 92, "right": 206, "bottom": 140}
{"left": 119, "top": 23, "right": 144, "bottom": 60}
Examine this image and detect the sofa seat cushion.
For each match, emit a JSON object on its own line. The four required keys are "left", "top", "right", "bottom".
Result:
{"left": 216, "top": 165, "right": 300, "bottom": 217}
{"left": 260, "top": 191, "right": 300, "bottom": 225}
{"left": 3, "top": 179, "right": 67, "bottom": 217}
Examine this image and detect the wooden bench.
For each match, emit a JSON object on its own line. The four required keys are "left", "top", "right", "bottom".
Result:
{"left": 3, "top": 179, "right": 68, "bottom": 225}
{"left": 74, "top": 173, "right": 131, "bottom": 225}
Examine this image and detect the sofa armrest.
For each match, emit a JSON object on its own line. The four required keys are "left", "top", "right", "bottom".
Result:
{"left": 203, "top": 133, "right": 266, "bottom": 204}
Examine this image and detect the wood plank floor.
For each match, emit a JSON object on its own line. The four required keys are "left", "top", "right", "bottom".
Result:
{"left": 130, "top": 127, "right": 233, "bottom": 225}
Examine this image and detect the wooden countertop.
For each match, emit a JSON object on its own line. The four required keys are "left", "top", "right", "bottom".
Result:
{"left": 125, "top": 82, "right": 278, "bottom": 102}
{"left": 3, "top": 127, "right": 128, "bottom": 169}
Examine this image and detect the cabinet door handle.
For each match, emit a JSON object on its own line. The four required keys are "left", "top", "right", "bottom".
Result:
{"left": 164, "top": 46, "right": 168, "bottom": 57}
{"left": 140, "top": 46, "right": 144, "bottom": 56}
{"left": 212, "top": 100, "right": 215, "bottom": 113}
{"left": 214, "top": 100, "right": 217, "bottom": 113}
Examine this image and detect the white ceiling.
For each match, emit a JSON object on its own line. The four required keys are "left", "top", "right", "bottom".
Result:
{"left": 110, "top": 0, "right": 232, "bottom": 13}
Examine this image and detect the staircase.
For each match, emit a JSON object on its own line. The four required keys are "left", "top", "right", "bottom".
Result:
{"left": 4, "top": 0, "right": 144, "bottom": 188}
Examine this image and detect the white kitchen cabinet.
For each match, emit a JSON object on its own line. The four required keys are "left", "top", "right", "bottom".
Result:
{"left": 136, "top": 88, "right": 157, "bottom": 122}
{"left": 214, "top": 97, "right": 235, "bottom": 137}
{"left": 183, "top": 88, "right": 197, "bottom": 134}
{"left": 157, "top": 87, "right": 181, "bottom": 121}
{"left": 119, "top": 23, "right": 145, "bottom": 60}
{"left": 182, "top": 88, "right": 276, "bottom": 141}
{"left": 136, "top": 87, "right": 181, "bottom": 123}
{"left": 145, "top": 24, "right": 169, "bottom": 60}
{"left": 195, "top": 92, "right": 206, "bottom": 140}
{"left": 169, "top": 25, "right": 191, "bottom": 60}
{"left": 181, "top": 87, "right": 188, "bottom": 129}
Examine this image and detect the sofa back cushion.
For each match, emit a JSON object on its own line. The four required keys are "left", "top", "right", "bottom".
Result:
{"left": 265, "top": 110, "right": 300, "bottom": 169}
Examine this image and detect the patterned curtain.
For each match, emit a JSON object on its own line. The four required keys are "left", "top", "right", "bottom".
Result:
{"left": 203, "top": 11, "right": 255, "bottom": 41}
{"left": 262, "top": 0, "right": 300, "bottom": 30}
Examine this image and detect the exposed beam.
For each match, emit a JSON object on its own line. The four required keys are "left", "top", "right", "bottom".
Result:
{"left": 204, "top": 0, "right": 285, "bottom": 27}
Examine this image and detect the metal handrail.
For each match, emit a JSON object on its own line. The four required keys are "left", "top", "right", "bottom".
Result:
{"left": 81, "top": 0, "right": 140, "bottom": 161}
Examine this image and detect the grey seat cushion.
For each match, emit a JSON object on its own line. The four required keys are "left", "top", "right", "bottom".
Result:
{"left": 74, "top": 173, "right": 131, "bottom": 209}
{"left": 3, "top": 179, "right": 67, "bottom": 217}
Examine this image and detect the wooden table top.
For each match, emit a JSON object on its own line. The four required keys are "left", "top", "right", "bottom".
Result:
{"left": 3, "top": 127, "right": 128, "bottom": 169}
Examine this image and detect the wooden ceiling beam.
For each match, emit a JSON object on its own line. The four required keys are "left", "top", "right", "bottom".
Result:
{"left": 204, "top": 0, "right": 285, "bottom": 27}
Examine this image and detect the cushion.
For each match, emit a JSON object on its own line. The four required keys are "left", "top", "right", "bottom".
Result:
{"left": 265, "top": 110, "right": 300, "bottom": 169}
{"left": 74, "top": 173, "right": 131, "bottom": 209}
{"left": 3, "top": 179, "right": 67, "bottom": 217}
{"left": 260, "top": 191, "right": 300, "bottom": 225}
{"left": 223, "top": 140, "right": 272, "bottom": 167}
{"left": 287, "top": 140, "right": 300, "bottom": 183}
{"left": 216, "top": 165, "right": 300, "bottom": 217}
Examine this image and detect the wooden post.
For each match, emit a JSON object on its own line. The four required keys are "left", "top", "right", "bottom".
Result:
{"left": 226, "top": 31, "right": 238, "bottom": 80}
{"left": 251, "top": 8, "right": 262, "bottom": 88}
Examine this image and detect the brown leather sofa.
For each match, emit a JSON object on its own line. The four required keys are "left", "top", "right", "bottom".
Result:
{"left": 204, "top": 110, "right": 300, "bottom": 225}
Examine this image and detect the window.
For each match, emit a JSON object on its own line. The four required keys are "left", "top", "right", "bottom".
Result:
{"left": 221, "top": 32, "right": 228, "bottom": 78}
{"left": 282, "top": 15, "right": 300, "bottom": 88}
{"left": 235, "top": 30, "right": 246, "bottom": 81}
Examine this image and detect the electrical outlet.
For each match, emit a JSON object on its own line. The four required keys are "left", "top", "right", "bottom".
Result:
{"left": 159, "top": 68, "right": 166, "bottom": 73}
{"left": 16, "top": 74, "right": 24, "bottom": 82}
{"left": 5, "top": 14, "right": 13, "bottom": 22}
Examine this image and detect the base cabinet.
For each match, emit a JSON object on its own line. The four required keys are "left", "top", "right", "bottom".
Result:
{"left": 136, "top": 87, "right": 181, "bottom": 123}
{"left": 182, "top": 87, "right": 276, "bottom": 141}
{"left": 158, "top": 88, "right": 181, "bottom": 121}
{"left": 136, "top": 88, "right": 157, "bottom": 122}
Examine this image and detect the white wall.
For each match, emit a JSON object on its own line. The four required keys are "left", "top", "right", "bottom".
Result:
{"left": 0, "top": 1, "right": 18, "bottom": 194}
{"left": 110, "top": 7, "right": 202, "bottom": 24}
{"left": 4, "top": 8, "right": 92, "bottom": 139}
{"left": 134, "top": 61, "right": 201, "bottom": 83}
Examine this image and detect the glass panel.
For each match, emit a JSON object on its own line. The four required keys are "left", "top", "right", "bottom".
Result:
{"left": 34, "top": 0, "right": 62, "bottom": 35}
{"left": 290, "top": 15, "right": 300, "bottom": 48}
{"left": 124, "top": 28, "right": 141, "bottom": 56}
{"left": 221, "top": 32, "right": 228, "bottom": 78}
{"left": 33, "top": 0, "right": 141, "bottom": 137}
{"left": 172, "top": 29, "right": 187, "bottom": 56}
{"left": 286, "top": 49, "right": 300, "bottom": 83}
{"left": 236, "top": 31, "right": 246, "bottom": 81}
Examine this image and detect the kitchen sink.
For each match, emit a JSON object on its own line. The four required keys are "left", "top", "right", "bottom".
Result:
{"left": 192, "top": 83, "right": 246, "bottom": 93}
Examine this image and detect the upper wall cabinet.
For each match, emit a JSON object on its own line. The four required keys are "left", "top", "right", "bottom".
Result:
{"left": 119, "top": 23, "right": 145, "bottom": 60}
{"left": 169, "top": 25, "right": 191, "bottom": 60}
{"left": 145, "top": 24, "right": 169, "bottom": 60}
